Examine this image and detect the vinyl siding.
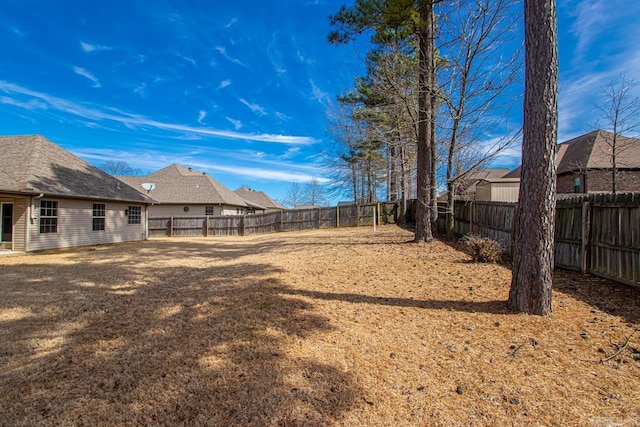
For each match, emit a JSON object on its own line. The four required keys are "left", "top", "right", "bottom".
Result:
{"left": 27, "top": 198, "right": 147, "bottom": 252}
{"left": 12, "top": 198, "right": 27, "bottom": 252}
{"left": 475, "top": 182, "right": 520, "bottom": 202}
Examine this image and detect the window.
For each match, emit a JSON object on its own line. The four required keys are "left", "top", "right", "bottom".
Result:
{"left": 236, "top": 208, "right": 244, "bottom": 215}
{"left": 573, "top": 177, "right": 581, "bottom": 193}
{"left": 205, "top": 205, "right": 214, "bottom": 216}
{"left": 92, "top": 203, "right": 105, "bottom": 231}
{"left": 127, "top": 206, "right": 141, "bottom": 224}
{"left": 40, "top": 200, "right": 58, "bottom": 233}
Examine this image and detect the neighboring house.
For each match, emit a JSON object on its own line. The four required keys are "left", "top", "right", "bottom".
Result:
{"left": 506, "top": 130, "right": 640, "bottom": 194}
{"left": 0, "top": 135, "right": 153, "bottom": 252}
{"left": 118, "top": 164, "right": 258, "bottom": 217}
{"left": 474, "top": 178, "right": 521, "bottom": 202}
{"left": 234, "top": 187, "right": 285, "bottom": 212}
{"left": 438, "top": 167, "right": 511, "bottom": 201}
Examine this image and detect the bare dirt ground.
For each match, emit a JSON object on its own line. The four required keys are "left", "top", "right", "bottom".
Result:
{"left": 0, "top": 225, "right": 639, "bottom": 426}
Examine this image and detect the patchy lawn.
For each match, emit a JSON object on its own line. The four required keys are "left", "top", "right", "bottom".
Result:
{"left": 0, "top": 225, "right": 638, "bottom": 426}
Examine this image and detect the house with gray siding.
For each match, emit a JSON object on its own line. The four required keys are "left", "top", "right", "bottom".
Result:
{"left": 118, "top": 164, "right": 262, "bottom": 217}
{"left": 0, "top": 135, "right": 153, "bottom": 252}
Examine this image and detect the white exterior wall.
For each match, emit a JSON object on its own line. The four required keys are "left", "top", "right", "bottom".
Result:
{"left": 148, "top": 204, "right": 243, "bottom": 217}
{"left": 27, "top": 198, "right": 147, "bottom": 252}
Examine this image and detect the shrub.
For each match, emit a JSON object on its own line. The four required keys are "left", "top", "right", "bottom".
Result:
{"left": 462, "top": 234, "right": 503, "bottom": 263}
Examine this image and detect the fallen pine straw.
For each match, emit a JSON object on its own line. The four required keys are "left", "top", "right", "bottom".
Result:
{"left": 0, "top": 225, "right": 638, "bottom": 426}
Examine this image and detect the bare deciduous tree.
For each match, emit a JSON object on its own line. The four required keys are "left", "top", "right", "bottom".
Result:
{"left": 303, "top": 178, "right": 328, "bottom": 206}
{"left": 282, "top": 183, "right": 305, "bottom": 209}
{"left": 101, "top": 160, "right": 144, "bottom": 176}
{"left": 437, "top": 0, "right": 522, "bottom": 235}
{"left": 593, "top": 74, "right": 640, "bottom": 193}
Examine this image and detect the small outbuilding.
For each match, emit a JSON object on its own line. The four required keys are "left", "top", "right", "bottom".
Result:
{"left": 474, "top": 178, "right": 521, "bottom": 202}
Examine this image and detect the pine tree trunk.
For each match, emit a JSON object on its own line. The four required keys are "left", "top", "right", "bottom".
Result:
{"left": 508, "top": 0, "right": 558, "bottom": 315}
{"left": 414, "top": 0, "right": 435, "bottom": 243}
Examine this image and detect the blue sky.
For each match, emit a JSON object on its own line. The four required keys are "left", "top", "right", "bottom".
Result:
{"left": 1, "top": 0, "right": 639, "bottom": 203}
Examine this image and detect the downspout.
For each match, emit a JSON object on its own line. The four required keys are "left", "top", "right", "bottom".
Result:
{"left": 27, "top": 193, "right": 45, "bottom": 252}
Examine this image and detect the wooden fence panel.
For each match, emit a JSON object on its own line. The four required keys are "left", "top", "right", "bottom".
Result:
{"left": 244, "top": 211, "right": 282, "bottom": 235}
{"left": 589, "top": 200, "right": 640, "bottom": 287}
{"left": 358, "top": 205, "right": 375, "bottom": 226}
{"left": 320, "top": 207, "right": 337, "bottom": 229}
{"left": 208, "top": 215, "right": 243, "bottom": 236}
{"left": 473, "top": 202, "right": 515, "bottom": 252}
{"left": 171, "top": 216, "right": 206, "bottom": 237}
{"left": 554, "top": 202, "right": 584, "bottom": 271}
{"left": 453, "top": 201, "right": 472, "bottom": 236}
{"left": 148, "top": 217, "right": 170, "bottom": 237}
{"left": 378, "top": 202, "right": 397, "bottom": 224}
{"left": 447, "top": 194, "right": 639, "bottom": 288}
{"left": 281, "top": 209, "right": 318, "bottom": 232}
{"left": 338, "top": 205, "right": 358, "bottom": 228}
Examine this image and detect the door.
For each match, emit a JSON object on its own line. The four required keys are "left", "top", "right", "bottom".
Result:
{"left": 1, "top": 203, "right": 13, "bottom": 242}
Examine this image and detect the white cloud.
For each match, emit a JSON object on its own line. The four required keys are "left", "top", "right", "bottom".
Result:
{"left": 198, "top": 110, "right": 207, "bottom": 124}
{"left": 215, "top": 46, "right": 243, "bottom": 66}
{"left": 275, "top": 111, "right": 291, "bottom": 121}
{"left": 239, "top": 98, "right": 267, "bottom": 116}
{"left": 204, "top": 163, "right": 329, "bottom": 183}
{"left": 0, "top": 81, "right": 317, "bottom": 145}
{"left": 179, "top": 55, "right": 196, "bottom": 66}
{"left": 225, "top": 17, "right": 238, "bottom": 28}
{"left": 217, "top": 79, "right": 231, "bottom": 90}
{"left": 133, "top": 82, "right": 147, "bottom": 97}
{"left": 73, "top": 66, "right": 101, "bottom": 88}
{"left": 226, "top": 116, "right": 242, "bottom": 130}
{"left": 80, "top": 41, "right": 112, "bottom": 53}
{"left": 569, "top": 0, "right": 607, "bottom": 60}
{"left": 280, "top": 147, "right": 300, "bottom": 159}
{"left": 309, "top": 79, "right": 330, "bottom": 106}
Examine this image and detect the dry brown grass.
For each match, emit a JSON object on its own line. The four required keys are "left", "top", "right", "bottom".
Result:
{"left": 0, "top": 225, "right": 639, "bottom": 426}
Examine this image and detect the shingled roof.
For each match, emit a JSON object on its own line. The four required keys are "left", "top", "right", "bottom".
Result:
{"left": 0, "top": 135, "right": 152, "bottom": 203}
{"left": 119, "top": 164, "right": 250, "bottom": 207}
{"left": 504, "top": 130, "right": 640, "bottom": 178}
{"left": 234, "top": 187, "right": 285, "bottom": 210}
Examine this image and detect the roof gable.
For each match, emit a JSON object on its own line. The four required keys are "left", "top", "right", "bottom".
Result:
{"left": 506, "top": 130, "right": 640, "bottom": 177}
{"left": 235, "top": 187, "right": 285, "bottom": 210}
{"left": 558, "top": 130, "right": 640, "bottom": 173}
{"left": 0, "top": 135, "right": 151, "bottom": 203}
{"left": 119, "top": 164, "right": 250, "bottom": 207}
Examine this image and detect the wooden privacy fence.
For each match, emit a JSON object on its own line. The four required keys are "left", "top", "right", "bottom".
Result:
{"left": 148, "top": 202, "right": 396, "bottom": 239}
{"left": 443, "top": 193, "right": 640, "bottom": 287}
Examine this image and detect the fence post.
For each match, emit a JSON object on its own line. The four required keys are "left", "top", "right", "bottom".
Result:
{"left": 317, "top": 207, "right": 321, "bottom": 230}
{"left": 581, "top": 201, "right": 590, "bottom": 274}
{"left": 170, "top": 216, "right": 174, "bottom": 237}
{"left": 205, "top": 216, "right": 209, "bottom": 237}
{"left": 469, "top": 202, "right": 474, "bottom": 235}
{"left": 336, "top": 205, "right": 340, "bottom": 228}
{"left": 241, "top": 215, "right": 246, "bottom": 236}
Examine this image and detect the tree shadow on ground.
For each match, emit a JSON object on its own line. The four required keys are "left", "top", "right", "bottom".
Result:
{"left": 278, "top": 288, "right": 511, "bottom": 315}
{"left": 0, "top": 245, "right": 361, "bottom": 425}
{"left": 552, "top": 269, "right": 640, "bottom": 325}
